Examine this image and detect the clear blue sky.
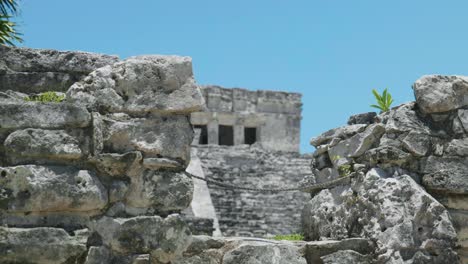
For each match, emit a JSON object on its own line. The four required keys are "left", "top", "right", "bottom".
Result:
{"left": 16, "top": 0, "right": 468, "bottom": 153}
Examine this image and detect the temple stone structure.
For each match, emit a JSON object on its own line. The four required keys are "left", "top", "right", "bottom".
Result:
{"left": 190, "top": 85, "right": 302, "bottom": 152}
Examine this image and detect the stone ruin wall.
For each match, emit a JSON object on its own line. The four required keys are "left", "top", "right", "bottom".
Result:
{"left": 0, "top": 46, "right": 204, "bottom": 263}
{"left": 190, "top": 85, "right": 302, "bottom": 152}
{"left": 2, "top": 45, "right": 468, "bottom": 264}
{"left": 302, "top": 75, "right": 468, "bottom": 263}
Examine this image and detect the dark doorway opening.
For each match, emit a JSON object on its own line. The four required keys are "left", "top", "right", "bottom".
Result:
{"left": 194, "top": 125, "right": 208, "bottom": 145}
{"left": 244, "top": 127, "right": 257, "bottom": 145}
{"left": 219, "top": 125, "right": 234, "bottom": 146}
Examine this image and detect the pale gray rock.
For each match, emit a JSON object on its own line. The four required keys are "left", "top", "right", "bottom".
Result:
{"left": 361, "top": 145, "right": 413, "bottom": 167}
{"left": 222, "top": 241, "right": 307, "bottom": 264}
{"left": 328, "top": 123, "right": 385, "bottom": 164}
{"left": 173, "top": 235, "right": 225, "bottom": 264}
{"left": 422, "top": 156, "right": 468, "bottom": 194}
{"left": 0, "top": 165, "right": 108, "bottom": 213}
{"left": 143, "top": 157, "right": 183, "bottom": 169}
{"left": 89, "top": 214, "right": 191, "bottom": 264}
{"left": 0, "top": 226, "right": 88, "bottom": 264}
{"left": 102, "top": 114, "right": 193, "bottom": 163}
{"left": 109, "top": 181, "right": 129, "bottom": 203}
{"left": 66, "top": 56, "right": 204, "bottom": 114}
{"left": 385, "top": 102, "right": 431, "bottom": 134}
{"left": 413, "top": 75, "right": 468, "bottom": 114}
{"left": 125, "top": 170, "right": 193, "bottom": 213}
{"left": 304, "top": 239, "right": 375, "bottom": 263}
{"left": 310, "top": 124, "right": 367, "bottom": 147}
{"left": 347, "top": 112, "right": 377, "bottom": 125}
{"left": 445, "top": 138, "right": 468, "bottom": 156}
{"left": 85, "top": 246, "right": 111, "bottom": 264}
{"left": 90, "top": 151, "right": 142, "bottom": 178}
{"left": 91, "top": 112, "right": 104, "bottom": 155}
{"left": 457, "top": 109, "right": 468, "bottom": 133}
{"left": 321, "top": 250, "right": 371, "bottom": 264}
{"left": 4, "top": 128, "right": 83, "bottom": 164}
{"left": 302, "top": 169, "right": 458, "bottom": 263}
{"left": 0, "top": 45, "right": 119, "bottom": 93}
{"left": 401, "top": 131, "right": 431, "bottom": 157}
{"left": 0, "top": 101, "right": 91, "bottom": 129}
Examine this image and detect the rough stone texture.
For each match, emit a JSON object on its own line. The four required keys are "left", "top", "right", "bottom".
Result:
{"left": 67, "top": 56, "right": 204, "bottom": 115}
{"left": 125, "top": 170, "right": 193, "bottom": 214}
{"left": 310, "top": 124, "right": 367, "bottom": 147}
{"left": 303, "top": 169, "right": 458, "bottom": 263}
{"left": 90, "top": 215, "right": 191, "bottom": 264}
{"left": 0, "top": 165, "right": 108, "bottom": 213}
{"left": 192, "top": 144, "right": 311, "bottom": 237}
{"left": 0, "top": 48, "right": 202, "bottom": 264}
{"left": 174, "top": 236, "right": 375, "bottom": 264}
{"left": 0, "top": 101, "right": 91, "bottom": 129}
{"left": 304, "top": 75, "right": 468, "bottom": 263}
{"left": 321, "top": 250, "right": 372, "bottom": 264}
{"left": 0, "top": 46, "right": 119, "bottom": 93}
{"left": 4, "top": 128, "right": 83, "bottom": 164}
{"left": 413, "top": 75, "right": 468, "bottom": 114}
{"left": 0, "top": 226, "right": 88, "bottom": 264}
{"left": 102, "top": 114, "right": 193, "bottom": 163}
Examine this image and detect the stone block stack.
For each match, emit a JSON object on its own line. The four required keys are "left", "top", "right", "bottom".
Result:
{"left": 0, "top": 47, "right": 204, "bottom": 263}
{"left": 303, "top": 75, "right": 468, "bottom": 263}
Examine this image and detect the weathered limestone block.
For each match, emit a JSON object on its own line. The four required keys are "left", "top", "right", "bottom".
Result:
{"left": 92, "top": 112, "right": 104, "bottom": 155}
{"left": 67, "top": 56, "right": 204, "bottom": 114}
{"left": 321, "top": 250, "right": 372, "bottom": 264}
{"left": 4, "top": 128, "right": 83, "bottom": 164}
{"left": 222, "top": 242, "right": 307, "bottom": 264}
{"left": 0, "top": 45, "right": 119, "bottom": 93}
{"left": 0, "top": 165, "right": 108, "bottom": 213}
{"left": 384, "top": 102, "right": 432, "bottom": 134}
{"left": 90, "top": 214, "right": 191, "bottom": 264}
{"left": 310, "top": 124, "right": 367, "bottom": 147}
{"left": 0, "top": 101, "right": 91, "bottom": 129}
{"left": 422, "top": 156, "right": 468, "bottom": 194}
{"left": 0, "top": 226, "right": 88, "bottom": 264}
{"left": 413, "top": 75, "right": 468, "bottom": 114}
{"left": 85, "top": 246, "right": 111, "bottom": 264}
{"left": 445, "top": 138, "right": 468, "bottom": 156}
{"left": 302, "top": 169, "right": 459, "bottom": 263}
{"left": 90, "top": 151, "right": 142, "bottom": 178}
{"left": 304, "top": 239, "right": 375, "bottom": 264}
{"left": 401, "top": 131, "right": 431, "bottom": 157}
{"left": 102, "top": 114, "right": 193, "bottom": 163}
{"left": 327, "top": 123, "right": 385, "bottom": 164}
{"left": 361, "top": 145, "right": 413, "bottom": 167}
{"left": 125, "top": 170, "right": 193, "bottom": 213}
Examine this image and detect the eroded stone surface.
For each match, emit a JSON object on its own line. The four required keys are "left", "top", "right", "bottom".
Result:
{"left": 102, "top": 114, "right": 193, "bottom": 163}
{"left": 66, "top": 56, "right": 204, "bottom": 114}
{"left": 302, "top": 169, "right": 458, "bottom": 263}
{"left": 0, "top": 165, "right": 108, "bottom": 213}
{"left": 125, "top": 170, "right": 193, "bottom": 213}
{"left": 413, "top": 75, "right": 468, "bottom": 114}
{"left": 0, "top": 226, "right": 88, "bottom": 264}
{"left": 4, "top": 128, "right": 83, "bottom": 164}
{"left": 90, "top": 214, "right": 191, "bottom": 264}
{"left": 0, "top": 102, "right": 91, "bottom": 129}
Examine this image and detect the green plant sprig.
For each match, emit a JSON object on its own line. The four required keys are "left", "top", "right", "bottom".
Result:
{"left": 273, "top": 234, "right": 304, "bottom": 241}
{"left": 24, "top": 91, "right": 66, "bottom": 103}
{"left": 371, "top": 88, "right": 393, "bottom": 112}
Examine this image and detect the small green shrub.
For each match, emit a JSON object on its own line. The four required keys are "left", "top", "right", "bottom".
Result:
{"left": 338, "top": 164, "right": 353, "bottom": 177}
{"left": 371, "top": 88, "right": 393, "bottom": 112}
{"left": 24, "top": 92, "right": 65, "bottom": 103}
{"left": 273, "top": 234, "right": 304, "bottom": 241}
